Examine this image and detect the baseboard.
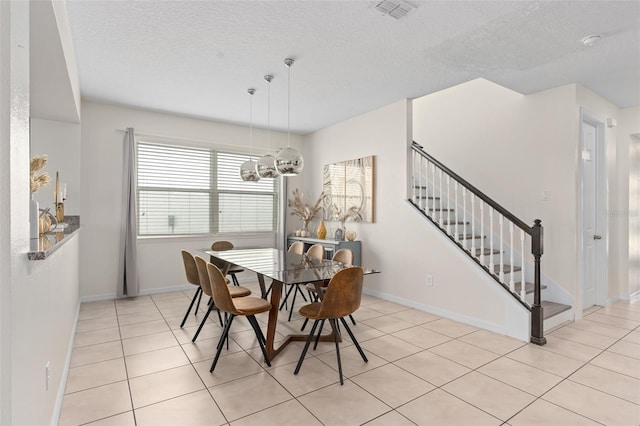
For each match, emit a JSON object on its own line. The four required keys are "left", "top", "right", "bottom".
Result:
{"left": 51, "top": 300, "right": 81, "bottom": 426}
{"left": 362, "top": 288, "right": 529, "bottom": 342}
{"left": 138, "top": 285, "right": 193, "bottom": 296}
{"left": 80, "top": 285, "right": 195, "bottom": 303}
{"left": 80, "top": 293, "right": 117, "bottom": 303}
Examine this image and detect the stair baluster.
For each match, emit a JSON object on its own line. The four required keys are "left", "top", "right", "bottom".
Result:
{"left": 489, "top": 207, "right": 495, "bottom": 273}
{"left": 454, "top": 180, "right": 459, "bottom": 239}
{"left": 509, "top": 222, "right": 515, "bottom": 292}
{"left": 520, "top": 230, "right": 526, "bottom": 301}
{"left": 499, "top": 214, "right": 504, "bottom": 282}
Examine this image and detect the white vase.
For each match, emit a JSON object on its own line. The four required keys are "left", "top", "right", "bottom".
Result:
{"left": 30, "top": 194, "right": 39, "bottom": 239}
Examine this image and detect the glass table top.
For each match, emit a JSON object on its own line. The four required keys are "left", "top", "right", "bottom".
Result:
{"left": 203, "top": 248, "right": 378, "bottom": 285}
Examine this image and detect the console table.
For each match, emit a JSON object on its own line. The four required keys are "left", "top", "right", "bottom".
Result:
{"left": 286, "top": 235, "right": 361, "bottom": 266}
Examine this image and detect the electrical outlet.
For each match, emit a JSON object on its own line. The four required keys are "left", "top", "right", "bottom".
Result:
{"left": 45, "top": 362, "right": 50, "bottom": 391}
{"left": 426, "top": 274, "right": 433, "bottom": 286}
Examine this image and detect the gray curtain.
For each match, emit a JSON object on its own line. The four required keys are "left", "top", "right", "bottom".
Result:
{"left": 117, "top": 128, "right": 139, "bottom": 297}
{"left": 276, "top": 176, "right": 288, "bottom": 250}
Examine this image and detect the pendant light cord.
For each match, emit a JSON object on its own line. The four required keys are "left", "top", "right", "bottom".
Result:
{"left": 287, "top": 61, "right": 291, "bottom": 147}
{"left": 266, "top": 76, "right": 271, "bottom": 151}
{"left": 248, "top": 88, "right": 255, "bottom": 156}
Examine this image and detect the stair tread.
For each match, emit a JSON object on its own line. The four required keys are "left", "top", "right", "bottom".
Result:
{"left": 494, "top": 264, "right": 521, "bottom": 273}
{"left": 456, "top": 234, "right": 485, "bottom": 240}
{"left": 429, "top": 208, "right": 455, "bottom": 212}
{"left": 442, "top": 220, "right": 469, "bottom": 225}
{"left": 542, "top": 301, "right": 572, "bottom": 319}
{"left": 513, "top": 281, "right": 547, "bottom": 294}
{"left": 415, "top": 196, "right": 440, "bottom": 200}
{"left": 476, "top": 248, "right": 501, "bottom": 256}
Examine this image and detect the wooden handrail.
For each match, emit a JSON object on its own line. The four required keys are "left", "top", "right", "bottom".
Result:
{"left": 412, "top": 141, "right": 532, "bottom": 233}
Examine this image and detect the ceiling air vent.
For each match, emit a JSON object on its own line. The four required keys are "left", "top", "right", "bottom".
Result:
{"left": 374, "top": 0, "right": 416, "bottom": 20}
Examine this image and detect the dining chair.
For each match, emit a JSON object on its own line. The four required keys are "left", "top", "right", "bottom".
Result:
{"left": 206, "top": 261, "right": 272, "bottom": 373}
{"left": 280, "top": 244, "right": 323, "bottom": 321}
{"left": 180, "top": 250, "right": 206, "bottom": 328}
{"left": 264, "top": 240, "right": 307, "bottom": 300}
{"left": 211, "top": 240, "right": 244, "bottom": 286}
{"left": 301, "top": 248, "right": 356, "bottom": 331}
{"left": 294, "top": 267, "right": 367, "bottom": 385}
{"left": 288, "top": 240, "right": 304, "bottom": 254}
{"left": 192, "top": 255, "right": 251, "bottom": 342}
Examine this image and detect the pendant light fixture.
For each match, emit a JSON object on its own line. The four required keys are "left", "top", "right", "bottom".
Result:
{"left": 256, "top": 75, "right": 279, "bottom": 178}
{"left": 240, "top": 88, "right": 260, "bottom": 182}
{"left": 275, "top": 57, "right": 304, "bottom": 176}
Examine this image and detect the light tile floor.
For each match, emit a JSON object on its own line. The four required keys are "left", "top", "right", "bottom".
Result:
{"left": 59, "top": 284, "right": 640, "bottom": 426}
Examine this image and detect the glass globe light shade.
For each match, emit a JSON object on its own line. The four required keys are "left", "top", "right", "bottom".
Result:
{"left": 275, "top": 147, "right": 304, "bottom": 176}
{"left": 257, "top": 154, "right": 279, "bottom": 178}
{"left": 240, "top": 160, "right": 260, "bottom": 182}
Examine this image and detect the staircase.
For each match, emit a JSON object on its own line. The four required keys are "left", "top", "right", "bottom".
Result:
{"left": 409, "top": 142, "right": 571, "bottom": 344}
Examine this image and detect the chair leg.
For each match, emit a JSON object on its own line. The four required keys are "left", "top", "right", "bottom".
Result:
{"left": 211, "top": 314, "right": 235, "bottom": 373}
{"left": 230, "top": 273, "right": 240, "bottom": 286}
{"left": 208, "top": 297, "right": 224, "bottom": 327}
{"left": 180, "top": 287, "right": 201, "bottom": 328}
{"left": 264, "top": 282, "right": 272, "bottom": 300}
{"left": 313, "top": 319, "right": 325, "bottom": 350}
{"left": 300, "top": 318, "right": 309, "bottom": 331}
{"left": 294, "top": 319, "right": 319, "bottom": 375}
{"left": 297, "top": 284, "right": 308, "bottom": 302}
{"left": 349, "top": 314, "right": 356, "bottom": 326}
{"left": 330, "top": 319, "right": 344, "bottom": 385}
{"left": 340, "top": 317, "right": 368, "bottom": 363}
{"left": 195, "top": 287, "right": 203, "bottom": 314}
{"left": 192, "top": 305, "right": 213, "bottom": 342}
{"left": 247, "top": 315, "right": 271, "bottom": 367}
{"left": 279, "top": 284, "right": 296, "bottom": 310}
{"left": 287, "top": 285, "right": 299, "bottom": 322}
{"left": 216, "top": 309, "right": 223, "bottom": 327}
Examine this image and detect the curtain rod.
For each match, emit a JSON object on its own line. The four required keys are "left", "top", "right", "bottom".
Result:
{"left": 115, "top": 128, "right": 269, "bottom": 154}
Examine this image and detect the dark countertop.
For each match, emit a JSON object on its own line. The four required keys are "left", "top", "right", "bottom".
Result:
{"left": 28, "top": 223, "right": 80, "bottom": 260}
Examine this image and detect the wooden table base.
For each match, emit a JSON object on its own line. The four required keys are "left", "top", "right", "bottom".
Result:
{"left": 258, "top": 276, "right": 339, "bottom": 361}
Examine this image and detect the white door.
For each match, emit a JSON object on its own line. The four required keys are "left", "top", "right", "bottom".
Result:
{"left": 581, "top": 121, "right": 598, "bottom": 309}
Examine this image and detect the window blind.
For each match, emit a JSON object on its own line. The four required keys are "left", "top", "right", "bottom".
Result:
{"left": 137, "top": 142, "right": 278, "bottom": 236}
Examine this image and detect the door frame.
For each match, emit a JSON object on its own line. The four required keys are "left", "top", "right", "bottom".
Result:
{"left": 577, "top": 108, "right": 608, "bottom": 317}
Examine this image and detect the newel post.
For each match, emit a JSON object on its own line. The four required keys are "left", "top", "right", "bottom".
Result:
{"left": 530, "top": 219, "right": 546, "bottom": 345}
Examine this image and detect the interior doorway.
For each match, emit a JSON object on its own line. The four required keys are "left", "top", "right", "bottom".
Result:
{"left": 579, "top": 109, "right": 608, "bottom": 311}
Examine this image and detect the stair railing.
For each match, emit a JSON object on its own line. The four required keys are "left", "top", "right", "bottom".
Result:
{"left": 410, "top": 141, "right": 546, "bottom": 345}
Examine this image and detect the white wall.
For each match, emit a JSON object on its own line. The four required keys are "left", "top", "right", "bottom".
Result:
{"left": 31, "top": 118, "right": 81, "bottom": 215}
{"left": 303, "top": 99, "right": 530, "bottom": 340}
{"left": 80, "top": 101, "right": 304, "bottom": 299}
{"left": 1, "top": 2, "right": 81, "bottom": 425}
{"left": 618, "top": 106, "right": 640, "bottom": 297}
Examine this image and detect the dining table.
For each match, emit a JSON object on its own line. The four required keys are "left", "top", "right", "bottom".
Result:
{"left": 202, "top": 247, "right": 379, "bottom": 361}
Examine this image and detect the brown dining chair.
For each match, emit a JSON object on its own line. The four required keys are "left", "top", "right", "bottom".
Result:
{"left": 280, "top": 244, "right": 324, "bottom": 321}
{"left": 192, "top": 255, "right": 251, "bottom": 342}
{"left": 211, "top": 240, "right": 244, "bottom": 286}
{"left": 288, "top": 240, "right": 304, "bottom": 254}
{"left": 294, "top": 267, "right": 367, "bottom": 385}
{"left": 180, "top": 250, "right": 208, "bottom": 328}
{"left": 265, "top": 240, "right": 307, "bottom": 300}
{"left": 306, "top": 243, "right": 325, "bottom": 260}
{"left": 301, "top": 248, "right": 356, "bottom": 331}
{"left": 206, "top": 261, "right": 272, "bottom": 373}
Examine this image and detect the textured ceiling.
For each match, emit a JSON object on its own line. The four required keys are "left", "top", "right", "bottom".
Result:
{"left": 65, "top": 0, "right": 640, "bottom": 134}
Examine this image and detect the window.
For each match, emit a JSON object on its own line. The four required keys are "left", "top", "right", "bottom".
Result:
{"left": 137, "top": 142, "right": 278, "bottom": 236}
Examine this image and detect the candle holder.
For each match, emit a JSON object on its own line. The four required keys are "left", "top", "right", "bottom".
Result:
{"left": 55, "top": 201, "right": 64, "bottom": 224}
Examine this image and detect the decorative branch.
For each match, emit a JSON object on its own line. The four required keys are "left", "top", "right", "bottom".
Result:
{"left": 30, "top": 155, "right": 50, "bottom": 193}
{"left": 288, "top": 188, "right": 324, "bottom": 223}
